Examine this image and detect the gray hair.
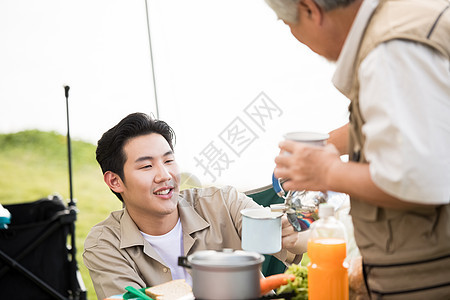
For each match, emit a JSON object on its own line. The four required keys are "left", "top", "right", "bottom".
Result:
{"left": 264, "top": 0, "right": 357, "bottom": 23}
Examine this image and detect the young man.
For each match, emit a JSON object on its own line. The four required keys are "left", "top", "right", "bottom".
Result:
{"left": 266, "top": 0, "right": 450, "bottom": 298}
{"left": 83, "top": 112, "right": 306, "bottom": 300}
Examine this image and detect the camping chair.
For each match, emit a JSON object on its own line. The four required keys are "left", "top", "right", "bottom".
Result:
{"left": 245, "top": 184, "right": 287, "bottom": 277}
{"left": 0, "top": 194, "right": 86, "bottom": 300}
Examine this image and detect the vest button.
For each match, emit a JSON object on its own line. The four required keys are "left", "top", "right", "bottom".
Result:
{"left": 163, "top": 267, "right": 168, "bottom": 273}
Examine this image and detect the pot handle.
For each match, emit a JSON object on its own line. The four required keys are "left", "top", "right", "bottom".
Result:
{"left": 178, "top": 256, "right": 191, "bottom": 269}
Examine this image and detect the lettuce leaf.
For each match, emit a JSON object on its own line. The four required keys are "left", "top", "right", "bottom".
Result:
{"left": 276, "top": 264, "right": 308, "bottom": 300}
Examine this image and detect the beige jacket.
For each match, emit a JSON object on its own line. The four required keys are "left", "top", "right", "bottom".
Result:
{"left": 83, "top": 186, "right": 301, "bottom": 300}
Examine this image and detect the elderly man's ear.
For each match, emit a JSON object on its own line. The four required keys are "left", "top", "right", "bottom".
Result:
{"left": 298, "top": 0, "right": 323, "bottom": 24}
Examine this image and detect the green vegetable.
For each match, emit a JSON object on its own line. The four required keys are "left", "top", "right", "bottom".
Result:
{"left": 276, "top": 264, "right": 308, "bottom": 300}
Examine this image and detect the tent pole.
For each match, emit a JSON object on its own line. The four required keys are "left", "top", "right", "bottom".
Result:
{"left": 145, "top": 0, "right": 160, "bottom": 119}
{"left": 64, "top": 85, "right": 75, "bottom": 207}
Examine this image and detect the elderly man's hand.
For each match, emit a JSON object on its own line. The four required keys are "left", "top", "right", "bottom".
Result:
{"left": 281, "top": 215, "right": 310, "bottom": 254}
{"left": 274, "top": 141, "right": 341, "bottom": 192}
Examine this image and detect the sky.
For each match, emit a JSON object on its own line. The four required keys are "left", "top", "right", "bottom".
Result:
{"left": 0, "top": 0, "right": 350, "bottom": 191}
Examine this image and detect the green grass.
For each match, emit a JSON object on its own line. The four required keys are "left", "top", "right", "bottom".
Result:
{"left": 0, "top": 130, "right": 122, "bottom": 300}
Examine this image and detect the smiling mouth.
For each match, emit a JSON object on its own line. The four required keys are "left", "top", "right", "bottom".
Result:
{"left": 154, "top": 187, "right": 174, "bottom": 195}
{"left": 155, "top": 189, "right": 173, "bottom": 195}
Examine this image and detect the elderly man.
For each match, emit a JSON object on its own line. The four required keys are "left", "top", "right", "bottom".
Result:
{"left": 266, "top": 0, "right": 450, "bottom": 298}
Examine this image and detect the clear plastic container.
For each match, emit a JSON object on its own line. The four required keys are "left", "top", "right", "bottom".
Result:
{"left": 307, "top": 203, "right": 349, "bottom": 300}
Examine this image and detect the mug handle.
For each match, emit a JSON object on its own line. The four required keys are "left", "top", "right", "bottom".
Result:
{"left": 272, "top": 172, "right": 285, "bottom": 198}
{"left": 177, "top": 256, "right": 191, "bottom": 269}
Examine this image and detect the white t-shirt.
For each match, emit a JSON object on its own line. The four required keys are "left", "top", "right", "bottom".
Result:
{"left": 141, "top": 218, "right": 193, "bottom": 286}
{"left": 333, "top": 0, "right": 450, "bottom": 205}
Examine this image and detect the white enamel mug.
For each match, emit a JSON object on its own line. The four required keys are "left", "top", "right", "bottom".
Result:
{"left": 240, "top": 208, "right": 284, "bottom": 254}
{"left": 283, "top": 131, "right": 329, "bottom": 147}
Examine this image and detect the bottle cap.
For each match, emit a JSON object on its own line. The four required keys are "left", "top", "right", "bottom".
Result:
{"left": 318, "top": 203, "right": 334, "bottom": 218}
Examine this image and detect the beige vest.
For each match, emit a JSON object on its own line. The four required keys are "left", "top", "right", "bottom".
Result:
{"left": 346, "top": 0, "right": 450, "bottom": 297}
{"left": 349, "top": 0, "right": 450, "bottom": 163}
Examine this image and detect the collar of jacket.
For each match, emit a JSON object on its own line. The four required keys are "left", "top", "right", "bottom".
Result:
{"left": 118, "top": 195, "right": 210, "bottom": 252}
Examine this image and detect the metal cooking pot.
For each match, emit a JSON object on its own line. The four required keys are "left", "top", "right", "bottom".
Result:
{"left": 178, "top": 249, "right": 265, "bottom": 300}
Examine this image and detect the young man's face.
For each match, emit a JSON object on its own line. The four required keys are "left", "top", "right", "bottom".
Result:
{"left": 119, "top": 133, "right": 180, "bottom": 218}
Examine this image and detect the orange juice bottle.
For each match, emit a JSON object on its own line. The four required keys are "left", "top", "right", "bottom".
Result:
{"left": 307, "top": 203, "right": 348, "bottom": 300}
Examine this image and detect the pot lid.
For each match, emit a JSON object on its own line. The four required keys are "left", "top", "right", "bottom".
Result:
{"left": 188, "top": 249, "right": 264, "bottom": 267}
